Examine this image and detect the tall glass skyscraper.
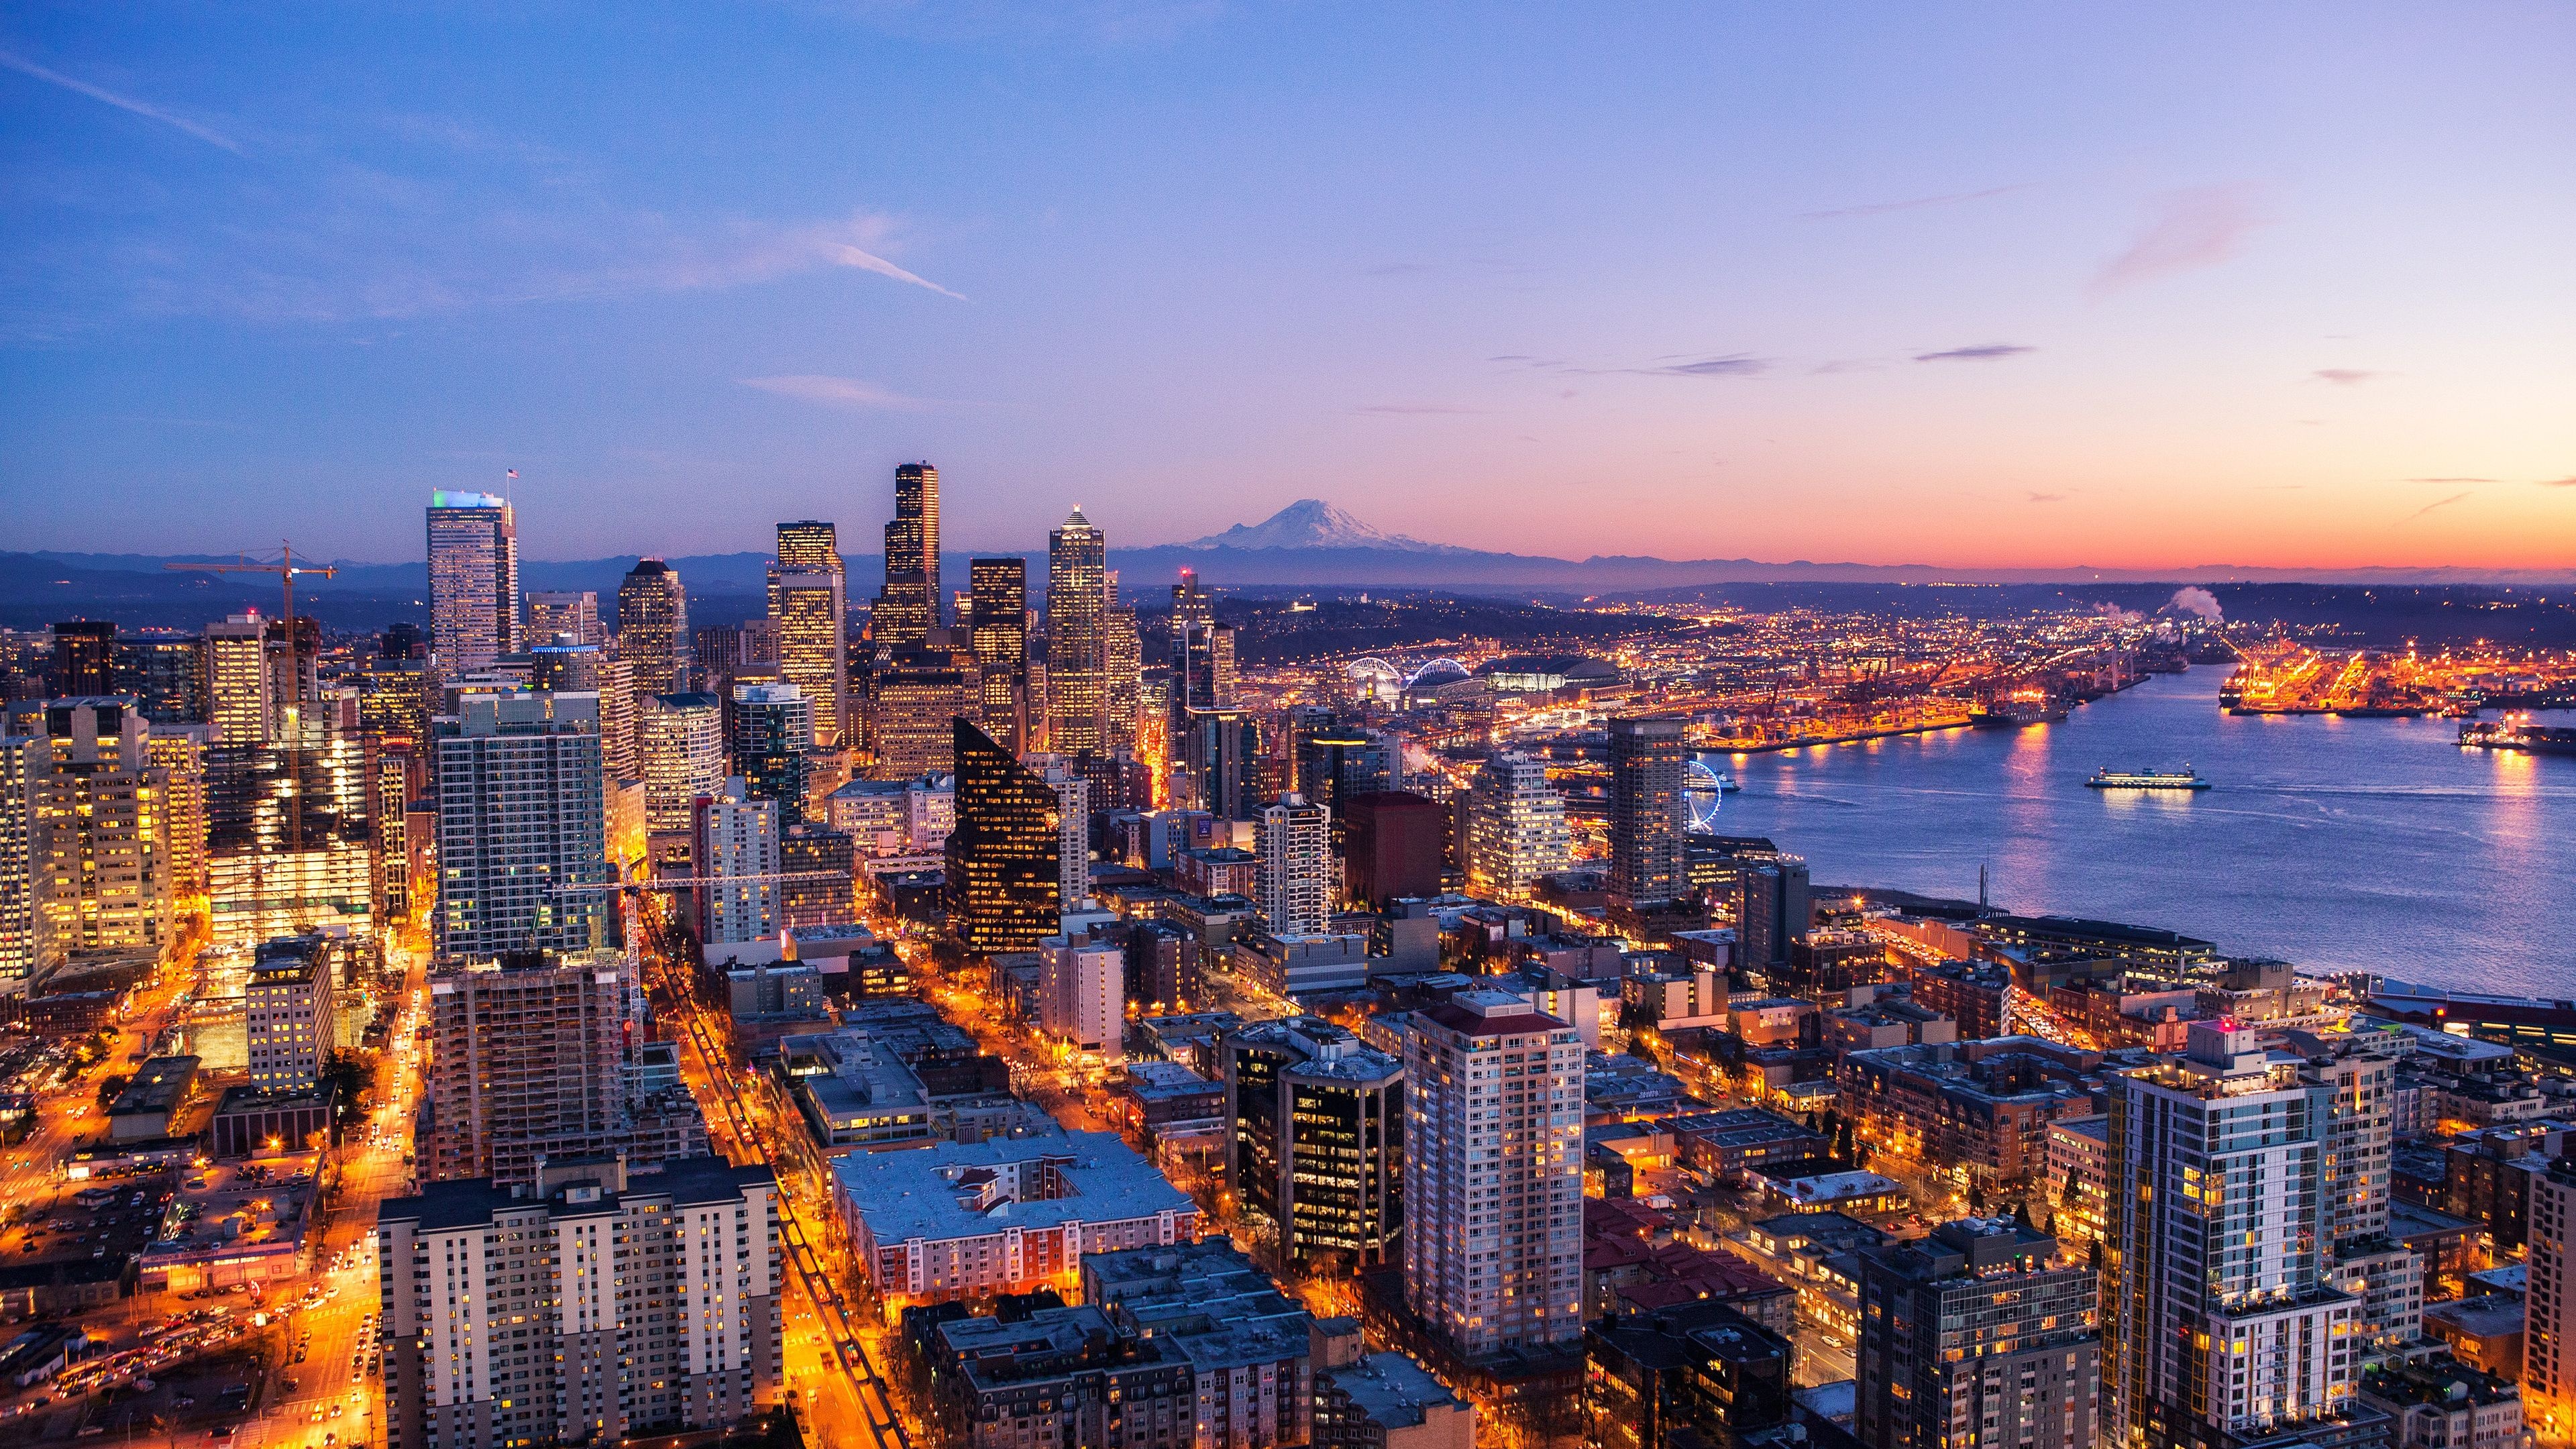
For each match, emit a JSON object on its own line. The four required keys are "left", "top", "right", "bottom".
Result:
{"left": 1045, "top": 507, "right": 1108, "bottom": 754}
{"left": 615, "top": 558, "right": 691, "bottom": 696}
{"left": 876, "top": 463, "right": 940, "bottom": 647}
{"left": 729, "top": 682, "right": 812, "bottom": 826}
{"left": 431, "top": 691, "right": 611, "bottom": 963}
{"left": 969, "top": 558, "right": 1029, "bottom": 754}
{"left": 426, "top": 490, "right": 520, "bottom": 678}
{"left": 942, "top": 718, "right": 1061, "bottom": 954}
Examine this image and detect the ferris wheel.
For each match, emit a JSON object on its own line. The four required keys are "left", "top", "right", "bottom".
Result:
{"left": 1684, "top": 759, "right": 1727, "bottom": 833}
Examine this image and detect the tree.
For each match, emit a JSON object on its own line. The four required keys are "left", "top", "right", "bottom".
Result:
{"left": 96, "top": 1074, "right": 129, "bottom": 1107}
{"left": 1966, "top": 1183, "right": 1988, "bottom": 1216}
{"left": 2012, "top": 1199, "right": 2035, "bottom": 1230}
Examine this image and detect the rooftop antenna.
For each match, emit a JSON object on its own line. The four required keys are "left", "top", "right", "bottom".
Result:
{"left": 1978, "top": 863, "right": 1990, "bottom": 910}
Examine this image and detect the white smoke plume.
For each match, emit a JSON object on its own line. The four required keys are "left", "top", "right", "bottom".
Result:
{"left": 2166, "top": 586, "right": 2224, "bottom": 623}
{"left": 2094, "top": 602, "right": 2143, "bottom": 625}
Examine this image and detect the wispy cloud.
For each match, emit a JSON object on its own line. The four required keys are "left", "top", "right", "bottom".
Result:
{"left": 2313, "top": 369, "right": 2379, "bottom": 386}
{"left": 2091, "top": 183, "right": 2270, "bottom": 297}
{"left": 808, "top": 0, "right": 1223, "bottom": 46}
{"left": 1915, "top": 343, "right": 2033, "bottom": 363}
{"left": 808, "top": 233, "right": 968, "bottom": 301}
{"left": 1354, "top": 402, "right": 1480, "bottom": 415}
{"left": 2407, "top": 491, "right": 2473, "bottom": 520}
{"left": 2406, "top": 476, "right": 2496, "bottom": 484}
{"left": 2027, "top": 491, "right": 2070, "bottom": 503}
{"left": 1800, "top": 183, "right": 2034, "bottom": 221}
{"left": 2539, "top": 476, "right": 2576, "bottom": 489}
{"left": 739, "top": 375, "right": 930, "bottom": 411}
{"left": 0, "top": 48, "right": 241, "bottom": 152}
{"left": 1640, "top": 355, "right": 1766, "bottom": 378}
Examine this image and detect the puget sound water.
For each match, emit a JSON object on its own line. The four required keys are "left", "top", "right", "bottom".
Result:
{"left": 1696, "top": 669, "right": 2575, "bottom": 996}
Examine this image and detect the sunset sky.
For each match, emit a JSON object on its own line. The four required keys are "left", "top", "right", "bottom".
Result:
{"left": 3, "top": 3, "right": 2571, "bottom": 570}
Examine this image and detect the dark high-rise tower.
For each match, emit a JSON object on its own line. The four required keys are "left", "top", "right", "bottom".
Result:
{"left": 943, "top": 718, "right": 1062, "bottom": 953}
{"left": 614, "top": 559, "right": 691, "bottom": 696}
{"left": 969, "top": 558, "right": 1030, "bottom": 754}
{"left": 1607, "top": 714, "right": 1687, "bottom": 906}
{"left": 49, "top": 621, "right": 117, "bottom": 697}
{"left": 877, "top": 462, "right": 941, "bottom": 647}
{"left": 1046, "top": 508, "right": 1108, "bottom": 754}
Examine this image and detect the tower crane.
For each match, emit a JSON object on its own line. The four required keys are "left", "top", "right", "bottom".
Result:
{"left": 163, "top": 541, "right": 340, "bottom": 851}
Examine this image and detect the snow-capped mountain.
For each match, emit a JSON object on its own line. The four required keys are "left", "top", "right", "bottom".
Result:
{"left": 1180, "top": 498, "right": 1467, "bottom": 553}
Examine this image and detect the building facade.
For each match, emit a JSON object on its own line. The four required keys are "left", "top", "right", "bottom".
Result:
{"left": 945, "top": 719, "right": 1062, "bottom": 954}
{"left": 433, "top": 692, "right": 612, "bottom": 963}
{"left": 614, "top": 559, "right": 692, "bottom": 696}
{"left": 1045, "top": 508, "right": 1108, "bottom": 754}
{"left": 1399, "top": 990, "right": 1585, "bottom": 1358}
{"left": 1856, "top": 1218, "right": 2100, "bottom": 1449}
{"left": 376, "top": 1156, "right": 780, "bottom": 1449}
{"left": 1225, "top": 1017, "right": 1403, "bottom": 1269}
{"left": 1607, "top": 715, "right": 1687, "bottom": 907}
{"left": 427, "top": 491, "right": 521, "bottom": 679}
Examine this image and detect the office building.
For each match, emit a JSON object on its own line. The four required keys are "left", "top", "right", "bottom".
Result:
{"left": 1046, "top": 507, "right": 1109, "bottom": 753}
{"left": 867, "top": 659, "right": 969, "bottom": 780}
{"left": 433, "top": 692, "right": 612, "bottom": 963}
{"left": 1254, "top": 794, "right": 1332, "bottom": 936}
{"left": 1737, "top": 857, "right": 1811, "bottom": 978}
{"left": 205, "top": 613, "right": 272, "bottom": 746}
{"left": 1400, "top": 989, "right": 1585, "bottom": 1358}
{"left": 1041, "top": 932, "right": 1124, "bottom": 1059}
{"left": 245, "top": 934, "right": 336, "bottom": 1093}
{"left": 369, "top": 735, "right": 414, "bottom": 926}
{"left": 968, "top": 557, "right": 1030, "bottom": 753}
{"left": 48, "top": 621, "right": 116, "bottom": 697}
{"left": 1024, "top": 753, "right": 1095, "bottom": 912}
{"left": 204, "top": 698, "right": 372, "bottom": 946}
{"left": 1462, "top": 753, "right": 1572, "bottom": 899}
{"left": 2106, "top": 1022, "right": 2361, "bottom": 1449}
{"left": 777, "top": 824, "right": 855, "bottom": 929}
{"left": 918, "top": 1305, "right": 1190, "bottom": 1449}
{"left": 771, "top": 560, "right": 847, "bottom": 749}
{"left": 27, "top": 697, "right": 174, "bottom": 963}
{"left": 877, "top": 462, "right": 941, "bottom": 648}
{"left": 114, "top": 631, "right": 209, "bottom": 724}
{"left": 425, "top": 949, "right": 709, "bottom": 1185}
{"left": 529, "top": 640, "right": 637, "bottom": 782}
{"left": 945, "top": 719, "right": 1062, "bottom": 953}
{"left": 1104, "top": 580, "right": 1143, "bottom": 752}
{"left": 1225, "top": 1017, "right": 1403, "bottom": 1269}
{"left": 2526, "top": 1155, "right": 2576, "bottom": 1444}
{"left": 526, "top": 590, "right": 602, "bottom": 647}
{"left": 1342, "top": 792, "right": 1444, "bottom": 908}
{"left": 427, "top": 491, "right": 521, "bottom": 677}
{"left": 614, "top": 558, "right": 692, "bottom": 696}
{"left": 728, "top": 682, "right": 811, "bottom": 825}
{"left": 1855, "top": 1217, "right": 2099, "bottom": 1449}
{"left": 1294, "top": 721, "right": 1393, "bottom": 843}
{"left": 377, "top": 1155, "right": 781, "bottom": 1449}
{"left": 1181, "top": 708, "right": 1263, "bottom": 820}
{"left": 1607, "top": 715, "right": 1687, "bottom": 908}
{"left": 694, "top": 778, "right": 781, "bottom": 947}
{"left": 639, "top": 692, "right": 725, "bottom": 835}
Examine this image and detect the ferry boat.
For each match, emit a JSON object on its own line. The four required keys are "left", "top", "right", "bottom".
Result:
{"left": 1972, "top": 693, "right": 2068, "bottom": 729}
{"left": 2460, "top": 718, "right": 2576, "bottom": 757}
{"left": 1715, "top": 771, "right": 1741, "bottom": 793}
{"left": 2086, "top": 765, "right": 2210, "bottom": 791}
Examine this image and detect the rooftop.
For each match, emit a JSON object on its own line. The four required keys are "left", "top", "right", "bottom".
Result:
{"left": 832, "top": 1132, "right": 1196, "bottom": 1247}
{"left": 1324, "top": 1350, "right": 1465, "bottom": 1430}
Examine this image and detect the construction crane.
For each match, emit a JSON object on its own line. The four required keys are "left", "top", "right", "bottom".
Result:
{"left": 549, "top": 870, "right": 855, "bottom": 896}
{"left": 163, "top": 540, "right": 340, "bottom": 847}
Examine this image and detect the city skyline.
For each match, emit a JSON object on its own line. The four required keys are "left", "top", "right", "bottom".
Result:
{"left": 4, "top": 6, "right": 2571, "bottom": 569}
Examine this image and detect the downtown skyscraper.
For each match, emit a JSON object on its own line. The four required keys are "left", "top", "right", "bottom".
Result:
{"left": 615, "top": 559, "right": 692, "bottom": 696}
{"left": 1045, "top": 507, "right": 1108, "bottom": 753}
{"left": 427, "top": 491, "right": 521, "bottom": 678}
{"left": 943, "top": 718, "right": 1061, "bottom": 953}
{"left": 876, "top": 462, "right": 941, "bottom": 648}
{"left": 969, "top": 557, "right": 1030, "bottom": 753}
{"left": 769, "top": 521, "right": 847, "bottom": 748}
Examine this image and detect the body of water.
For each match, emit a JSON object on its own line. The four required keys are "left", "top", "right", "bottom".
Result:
{"left": 1699, "top": 669, "right": 2575, "bottom": 995}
